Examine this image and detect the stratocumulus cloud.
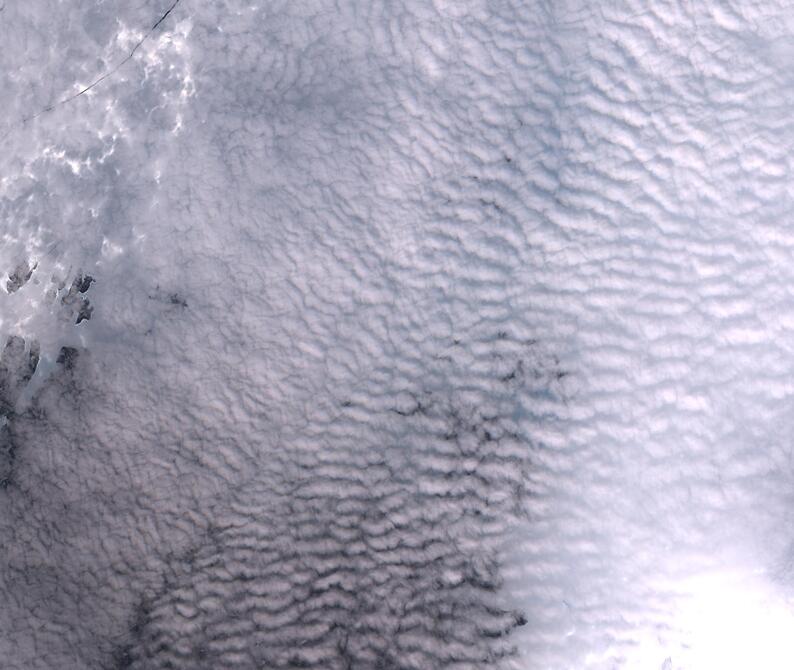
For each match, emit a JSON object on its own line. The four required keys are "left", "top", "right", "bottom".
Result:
{"left": 3, "top": 1, "right": 794, "bottom": 669}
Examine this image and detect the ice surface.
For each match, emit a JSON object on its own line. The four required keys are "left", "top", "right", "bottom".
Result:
{"left": 3, "top": 0, "right": 794, "bottom": 669}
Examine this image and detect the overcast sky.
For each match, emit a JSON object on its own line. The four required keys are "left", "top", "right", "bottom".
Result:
{"left": 3, "top": 2, "right": 794, "bottom": 669}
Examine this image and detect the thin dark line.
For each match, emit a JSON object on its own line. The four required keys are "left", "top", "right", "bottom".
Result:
{"left": 58, "top": 0, "right": 183, "bottom": 107}
{"left": 13, "top": 0, "right": 184, "bottom": 127}
{"left": 151, "top": 0, "right": 180, "bottom": 31}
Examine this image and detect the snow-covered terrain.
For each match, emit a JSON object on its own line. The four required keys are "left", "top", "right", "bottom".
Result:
{"left": 3, "top": 1, "right": 794, "bottom": 668}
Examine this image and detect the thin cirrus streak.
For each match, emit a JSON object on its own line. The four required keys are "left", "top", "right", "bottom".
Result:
{"left": 2, "top": 1, "right": 794, "bottom": 670}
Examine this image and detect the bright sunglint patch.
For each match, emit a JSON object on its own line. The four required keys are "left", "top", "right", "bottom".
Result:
{"left": 676, "top": 570, "right": 794, "bottom": 669}
{"left": 624, "top": 569, "right": 794, "bottom": 670}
